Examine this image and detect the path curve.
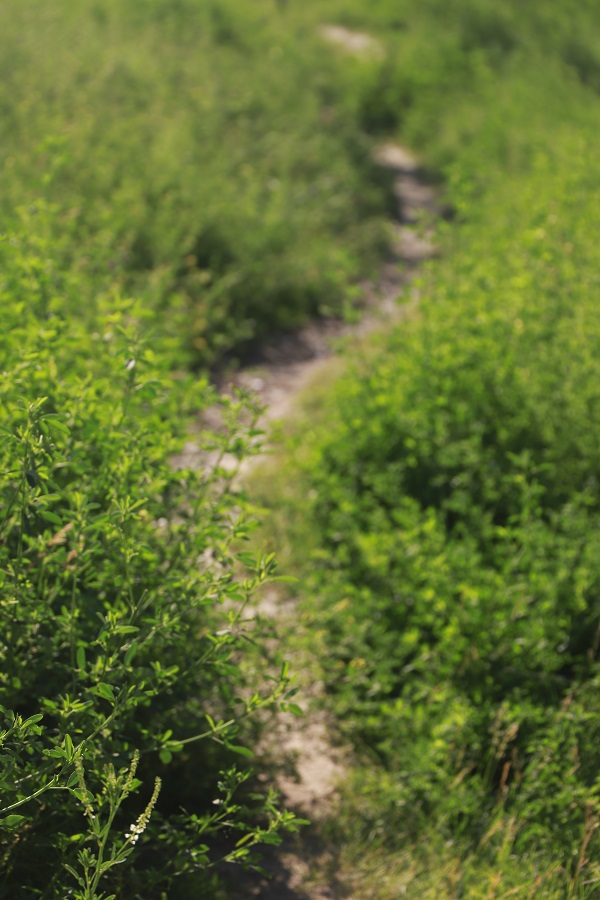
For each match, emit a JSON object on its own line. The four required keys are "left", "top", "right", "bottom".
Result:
{"left": 223, "top": 141, "right": 442, "bottom": 899}
{"left": 233, "top": 141, "right": 439, "bottom": 432}
{"left": 173, "top": 28, "right": 444, "bottom": 892}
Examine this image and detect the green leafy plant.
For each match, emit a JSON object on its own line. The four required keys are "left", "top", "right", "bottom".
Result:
{"left": 0, "top": 213, "right": 303, "bottom": 898}
{"left": 260, "top": 3, "right": 600, "bottom": 889}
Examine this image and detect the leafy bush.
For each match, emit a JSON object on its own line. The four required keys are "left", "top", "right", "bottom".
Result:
{"left": 276, "top": 72, "right": 600, "bottom": 893}
{"left": 0, "top": 208, "right": 301, "bottom": 898}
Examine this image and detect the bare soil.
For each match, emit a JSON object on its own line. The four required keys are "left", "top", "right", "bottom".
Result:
{"left": 319, "top": 24, "right": 384, "bottom": 58}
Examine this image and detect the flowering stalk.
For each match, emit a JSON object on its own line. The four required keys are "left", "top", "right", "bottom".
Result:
{"left": 124, "top": 777, "right": 161, "bottom": 846}
{"left": 68, "top": 753, "right": 161, "bottom": 900}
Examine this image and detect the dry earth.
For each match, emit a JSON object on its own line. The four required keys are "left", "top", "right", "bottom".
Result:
{"left": 318, "top": 24, "right": 384, "bottom": 58}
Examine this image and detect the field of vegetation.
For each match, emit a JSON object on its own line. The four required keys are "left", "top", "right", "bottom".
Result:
{"left": 2, "top": 0, "right": 600, "bottom": 897}
{"left": 265, "top": 0, "right": 600, "bottom": 895}
{"left": 0, "top": 0, "right": 390, "bottom": 368}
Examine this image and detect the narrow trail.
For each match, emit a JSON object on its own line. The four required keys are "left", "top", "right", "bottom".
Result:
{"left": 176, "top": 28, "right": 444, "bottom": 896}
{"left": 175, "top": 144, "right": 441, "bottom": 899}
{"left": 222, "top": 143, "right": 442, "bottom": 899}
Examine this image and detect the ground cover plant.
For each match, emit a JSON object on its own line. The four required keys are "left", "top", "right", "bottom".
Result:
{"left": 257, "top": 0, "right": 600, "bottom": 895}
{"left": 0, "top": 0, "right": 389, "bottom": 366}
{"left": 0, "top": 209, "right": 305, "bottom": 898}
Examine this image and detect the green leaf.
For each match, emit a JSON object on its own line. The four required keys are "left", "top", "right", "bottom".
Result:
{"left": 124, "top": 644, "right": 138, "bottom": 666}
{"left": 235, "top": 552, "right": 257, "bottom": 568}
{"left": 235, "top": 832, "right": 255, "bottom": 848}
{"left": 0, "top": 815, "right": 26, "bottom": 828}
{"left": 22, "top": 714, "right": 44, "bottom": 728}
{"left": 40, "top": 509, "right": 63, "bottom": 525}
{"left": 225, "top": 743, "right": 254, "bottom": 759}
{"left": 159, "top": 749, "right": 173, "bottom": 765}
{"left": 91, "top": 683, "right": 115, "bottom": 702}
{"left": 76, "top": 646, "right": 86, "bottom": 672}
{"left": 64, "top": 733, "right": 74, "bottom": 760}
{"left": 205, "top": 714, "right": 216, "bottom": 732}
{"left": 42, "top": 415, "right": 71, "bottom": 436}
{"left": 44, "top": 748, "right": 67, "bottom": 759}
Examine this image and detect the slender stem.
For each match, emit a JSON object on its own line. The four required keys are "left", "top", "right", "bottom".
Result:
{"left": 0, "top": 777, "right": 59, "bottom": 814}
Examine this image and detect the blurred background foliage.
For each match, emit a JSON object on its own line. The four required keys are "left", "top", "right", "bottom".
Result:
{"left": 0, "top": 0, "right": 390, "bottom": 366}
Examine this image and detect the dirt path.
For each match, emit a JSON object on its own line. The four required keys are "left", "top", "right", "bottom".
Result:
{"left": 218, "top": 141, "right": 442, "bottom": 899}
{"left": 173, "top": 27, "right": 443, "bottom": 892}
{"left": 173, "top": 139, "right": 440, "bottom": 899}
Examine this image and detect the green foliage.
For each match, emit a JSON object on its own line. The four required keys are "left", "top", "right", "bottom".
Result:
{"left": 0, "top": 211, "right": 303, "bottom": 898}
{"left": 0, "top": 0, "right": 388, "bottom": 366}
{"left": 263, "top": 1, "right": 600, "bottom": 893}
{"left": 290, "top": 174, "right": 600, "bottom": 888}
{"left": 313, "top": 0, "right": 600, "bottom": 187}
